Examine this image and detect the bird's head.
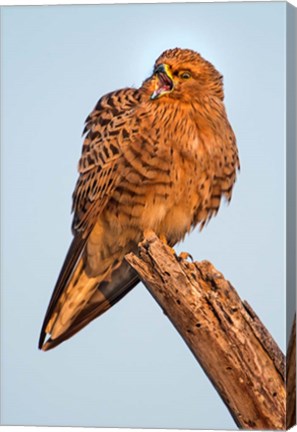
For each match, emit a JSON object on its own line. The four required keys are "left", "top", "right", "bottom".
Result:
{"left": 144, "top": 48, "right": 224, "bottom": 103}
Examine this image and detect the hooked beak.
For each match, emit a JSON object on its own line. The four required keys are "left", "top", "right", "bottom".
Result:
{"left": 151, "top": 64, "right": 174, "bottom": 100}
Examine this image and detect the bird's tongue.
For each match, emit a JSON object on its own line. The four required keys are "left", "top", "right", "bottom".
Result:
{"left": 151, "top": 73, "right": 173, "bottom": 100}
{"left": 151, "top": 86, "right": 166, "bottom": 100}
{"left": 159, "top": 72, "right": 172, "bottom": 90}
{"left": 157, "top": 84, "right": 170, "bottom": 94}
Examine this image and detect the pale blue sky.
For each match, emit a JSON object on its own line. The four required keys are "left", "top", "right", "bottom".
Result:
{"left": 1, "top": 2, "right": 288, "bottom": 429}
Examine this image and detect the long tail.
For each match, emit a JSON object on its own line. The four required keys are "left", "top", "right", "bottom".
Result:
{"left": 39, "top": 236, "right": 139, "bottom": 351}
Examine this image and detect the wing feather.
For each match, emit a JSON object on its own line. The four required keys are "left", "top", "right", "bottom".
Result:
{"left": 39, "top": 88, "right": 142, "bottom": 349}
{"left": 41, "top": 262, "right": 139, "bottom": 351}
{"left": 38, "top": 233, "right": 87, "bottom": 349}
{"left": 71, "top": 88, "right": 141, "bottom": 235}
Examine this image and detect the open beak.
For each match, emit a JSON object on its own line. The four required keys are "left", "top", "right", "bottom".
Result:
{"left": 151, "top": 64, "right": 174, "bottom": 100}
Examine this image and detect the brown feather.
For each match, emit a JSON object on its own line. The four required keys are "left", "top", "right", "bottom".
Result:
{"left": 39, "top": 48, "right": 240, "bottom": 350}
{"left": 38, "top": 233, "right": 88, "bottom": 349}
{"left": 41, "top": 262, "right": 139, "bottom": 351}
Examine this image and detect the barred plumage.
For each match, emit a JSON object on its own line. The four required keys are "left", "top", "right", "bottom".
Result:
{"left": 39, "top": 48, "right": 239, "bottom": 351}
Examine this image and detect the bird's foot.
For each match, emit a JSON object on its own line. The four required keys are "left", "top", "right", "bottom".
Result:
{"left": 143, "top": 229, "right": 156, "bottom": 240}
{"left": 177, "top": 251, "right": 194, "bottom": 262}
{"left": 159, "top": 233, "right": 168, "bottom": 245}
{"left": 159, "top": 233, "right": 176, "bottom": 255}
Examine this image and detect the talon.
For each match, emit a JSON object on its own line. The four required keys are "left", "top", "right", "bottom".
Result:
{"left": 160, "top": 234, "right": 176, "bottom": 255}
{"left": 159, "top": 233, "right": 168, "bottom": 245}
{"left": 178, "top": 252, "right": 194, "bottom": 262}
{"left": 144, "top": 229, "right": 156, "bottom": 240}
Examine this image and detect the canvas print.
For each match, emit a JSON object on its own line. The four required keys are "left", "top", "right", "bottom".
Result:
{"left": 1, "top": 2, "right": 296, "bottom": 430}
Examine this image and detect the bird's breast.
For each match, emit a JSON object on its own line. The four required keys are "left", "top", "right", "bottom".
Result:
{"left": 116, "top": 136, "right": 203, "bottom": 242}
{"left": 104, "top": 107, "right": 236, "bottom": 245}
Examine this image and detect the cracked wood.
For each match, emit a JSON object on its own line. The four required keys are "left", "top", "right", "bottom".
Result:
{"left": 125, "top": 232, "right": 288, "bottom": 430}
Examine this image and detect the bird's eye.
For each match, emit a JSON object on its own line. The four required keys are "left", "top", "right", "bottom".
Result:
{"left": 180, "top": 71, "right": 191, "bottom": 79}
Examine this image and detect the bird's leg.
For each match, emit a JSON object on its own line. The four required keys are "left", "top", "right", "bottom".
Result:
{"left": 159, "top": 233, "right": 176, "bottom": 255}
{"left": 177, "top": 251, "right": 194, "bottom": 262}
{"left": 159, "top": 233, "right": 168, "bottom": 245}
{"left": 160, "top": 234, "right": 193, "bottom": 262}
{"left": 144, "top": 231, "right": 192, "bottom": 261}
{"left": 144, "top": 229, "right": 156, "bottom": 239}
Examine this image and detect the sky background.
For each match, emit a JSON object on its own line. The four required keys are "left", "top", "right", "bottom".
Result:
{"left": 0, "top": 2, "right": 290, "bottom": 429}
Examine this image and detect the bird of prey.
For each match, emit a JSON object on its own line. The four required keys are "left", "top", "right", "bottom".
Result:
{"left": 39, "top": 48, "right": 240, "bottom": 351}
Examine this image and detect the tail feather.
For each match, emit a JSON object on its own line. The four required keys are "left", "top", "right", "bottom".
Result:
{"left": 38, "top": 234, "right": 87, "bottom": 349}
{"left": 41, "top": 261, "right": 139, "bottom": 351}
{"left": 47, "top": 266, "right": 101, "bottom": 340}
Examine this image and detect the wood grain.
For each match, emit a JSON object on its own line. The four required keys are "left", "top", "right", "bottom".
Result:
{"left": 125, "top": 232, "right": 287, "bottom": 430}
{"left": 286, "top": 315, "right": 296, "bottom": 428}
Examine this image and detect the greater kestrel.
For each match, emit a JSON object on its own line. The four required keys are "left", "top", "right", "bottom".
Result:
{"left": 39, "top": 48, "right": 239, "bottom": 351}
